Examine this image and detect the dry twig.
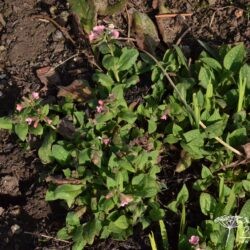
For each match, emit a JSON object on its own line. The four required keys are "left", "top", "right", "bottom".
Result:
{"left": 24, "top": 231, "right": 71, "bottom": 244}
{"left": 31, "top": 15, "right": 76, "bottom": 45}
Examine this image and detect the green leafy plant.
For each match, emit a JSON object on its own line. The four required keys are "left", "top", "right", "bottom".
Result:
{"left": 0, "top": 26, "right": 250, "bottom": 250}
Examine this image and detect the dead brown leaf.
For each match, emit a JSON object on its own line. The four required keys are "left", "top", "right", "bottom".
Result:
{"left": 36, "top": 66, "right": 61, "bottom": 90}
{"left": 152, "top": 0, "right": 159, "bottom": 9}
{"left": 46, "top": 176, "right": 83, "bottom": 185}
{"left": 242, "top": 143, "right": 250, "bottom": 159}
{"left": 57, "top": 79, "right": 92, "bottom": 102}
{"left": 234, "top": 9, "right": 243, "bottom": 19}
{"left": 57, "top": 118, "right": 76, "bottom": 140}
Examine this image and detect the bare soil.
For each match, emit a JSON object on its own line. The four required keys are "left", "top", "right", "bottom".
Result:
{"left": 0, "top": 0, "right": 249, "bottom": 249}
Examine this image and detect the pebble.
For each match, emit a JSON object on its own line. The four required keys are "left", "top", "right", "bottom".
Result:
{"left": 0, "top": 73, "right": 6, "bottom": 79}
{"left": 0, "top": 207, "right": 4, "bottom": 216}
{"left": 52, "top": 30, "right": 63, "bottom": 42}
{"left": 9, "top": 205, "right": 21, "bottom": 216}
{"left": 10, "top": 224, "right": 21, "bottom": 235}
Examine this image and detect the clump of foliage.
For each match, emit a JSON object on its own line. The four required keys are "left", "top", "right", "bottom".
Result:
{"left": 0, "top": 17, "right": 250, "bottom": 250}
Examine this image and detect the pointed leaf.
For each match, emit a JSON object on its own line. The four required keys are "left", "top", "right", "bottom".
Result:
{"left": 46, "top": 184, "right": 83, "bottom": 207}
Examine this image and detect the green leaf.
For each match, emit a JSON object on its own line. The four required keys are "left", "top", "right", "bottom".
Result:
{"left": 183, "top": 129, "right": 202, "bottom": 143}
{"left": 118, "top": 110, "right": 137, "bottom": 124}
{"left": 239, "top": 199, "right": 250, "bottom": 218}
{"left": 159, "top": 220, "right": 168, "bottom": 250}
{"left": 57, "top": 227, "right": 71, "bottom": 240}
{"left": 106, "top": 176, "right": 117, "bottom": 189}
{"left": 38, "top": 131, "right": 56, "bottom": 164}
{"left": 78, "top": 149, "right": 90, "bottom": 164}
{"left": 149, "top": 207, "right": 165, "bottom": 221}
{"left": 239, "top": 64, "right": 250, "bottom": 89}
{"left": 226, "top": 128, "right": 247, "bottom": 147}
{"left": 124, "top": 75, "right": 139, "bottom": 88}
{"left": 200, "top": 57, "right": 222, "bottom": 71}
{"left": 223, "top": 188, "right": 236, "bottom": 215}
{"left": 41, "top": 104, "right": 49, "bottom": 116}
{"left": 15, "top": 123, "right": 28, "bottom": 141}
{"left": 118, "top": 48, "right": 139, "bottom": 71}
{"left": 175, "top": 151, "right": 192, "bottom": 173}
{"left": 173, "top": 45, "right": 188, "bottom": 70}
{"left": 200, "top": 192, "right": 217, "bottom": 216}
{"left": 165, "top": 134, "right": 180, "bottom": 144}
{"left": 148, "top": 232, "right": 158, "bottom": 250}
{"left": 102, "top": 55, "right": 119, "bottom": 71}
{"left": 136, "top": 175, "right": 159, "bottom": 198}
{"left": 66, "top": 212, "right": 80, "bottom": 226}
{"left": 132, "top": 174, "right": 145, "bottom": 185}
{"left": 92, "top": 72, "right": 114, "bottom": 90}
{"left": 46, "top": 184, "right": 83, "bottom": 207}
{"left": 148, "top": 118, "right": 157, "bottom": 134}
{"left": 199, "top": 67, "right": 213, "bottom": 88}
{"left": 201, "top": 165, "right": 213, "bottom": 179}
{"left": 242, "top": 180, "right": 250, "bottom": 192}
{"left": 74, "top": 111, "right": 84, "bottom": 126}
{"left": 51, "top": 144, "right": 70, "bottom": 164}
{"left": 29, "top": 124, "right": 43, "bottom": 135}
{"left": 72, "top": 239, "right": 85, "bottom": 250}
{"left": 0, "top": 117, "right": 12, "bottom": 130}
{"left": 177, "top": 184, "right": 189, "bottom": 204}
{"left": 223, "top": 43, "right": 246, "bottom": 71}
{"left": 82, "top": 219, "right": 102, "bottom": 245}
{"left": 69, "top": 0, "right": 96, "bottom": 33}
{"left": 113, "top": 215, "right": 129, "bottom": 229}
{"left": 205, "top": 120, "right": 225, "bottom": 138}
{"left": 167, "top": 200, "right": 178, "bottom": 213}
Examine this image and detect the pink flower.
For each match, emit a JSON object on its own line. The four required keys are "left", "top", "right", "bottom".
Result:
{"left": 189, "top": 235, "right": 199, "bottom": 245}
{"left": 96, "top": 99, "right": 105, "bottom": 113}
{"left": 105, "top": 191, "right": 114, "bottom": 199}
{"left": 89, "top": 25, "right": 105, "bottom": 42}
{"left": 120, "top": 193, "right": 133, "bottom": 207}
{"left": 111, "top": 29, "right": 119, "bottom": 39}
{"left": 161, "top": 114, "right": 168, "bottom": 120}
{"left": 89, "top": 31, "right": 98, "bottom": 42}
{"left": 44, "top": 117, "right": 52, "bottom": 125}
{"left": 33, "top": 120, "right": 39, "bottom": 128}
{"left": 25, "top": 117, "right": 33, "bottom": 125}
{"left": 16, "top": 104, "right": 23, "bottom": 112}
{"left": 98, "top": 100, "right": 104, "bottom": 106}
{"left": 31, "top": 92, "right": 39, "bottom": 100}
{"left": 102, "top": 138, "right": 110, "bottom": 145}
{"left": 93, "top": 25, "right": 105, "bottom": 33}
{"left": 96, "top": 105, "right": 104, "bottom": 113}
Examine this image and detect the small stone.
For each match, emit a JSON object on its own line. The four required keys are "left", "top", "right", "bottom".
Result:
{"left": 10, "top": 205, "right": 21, "bottom": 216}
{"left": 0, "top": 14, "right": 6, "bottom": 27}
{"left": 10, "top": 224, "right": 21, "bottom": 235}
{"left": 0, "top": 207, "right": 4, "bottom": 216}
{"left": 0, "top": 176, "right": 20, "bottom": 196}
{"left": 0, "top": 73, "right": 6, "bottom": 79}
{"left": 49, "top": 6, "right": 57, "bottom": 16}
{"left": 52, "top": 30, "right": 63, "bottom": 42}
{"left": 57, "top": 11, "right": 69, "bottom": 26}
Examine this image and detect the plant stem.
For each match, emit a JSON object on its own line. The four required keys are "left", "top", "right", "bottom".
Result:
{"left": 142, "top": 50, "right": 243, "bottom": 157}
{"left": 237, "top": 78, "right": 246, "bottom": 112}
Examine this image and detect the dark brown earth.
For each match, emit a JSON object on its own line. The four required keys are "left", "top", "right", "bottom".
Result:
{"left": 0, "top": 0, "right": 249, "bottom": 249}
